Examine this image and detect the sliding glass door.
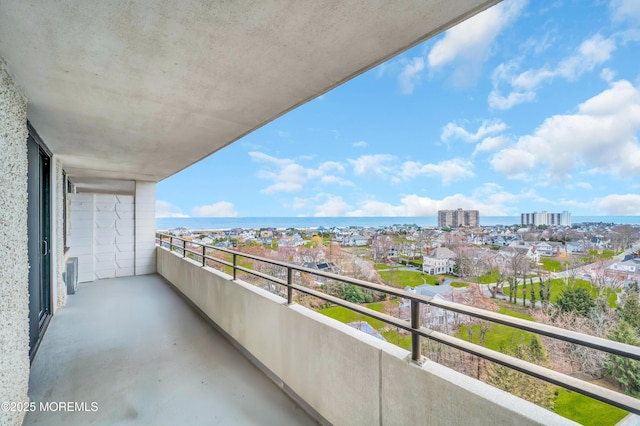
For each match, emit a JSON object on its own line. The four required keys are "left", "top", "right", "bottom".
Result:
{"left": 27, "top": 130, "right": 52, "bottom": 360}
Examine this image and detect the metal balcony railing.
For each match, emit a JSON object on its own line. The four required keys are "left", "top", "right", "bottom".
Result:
{"left": 156, "top": 233, "right": 640, "bottom": 415}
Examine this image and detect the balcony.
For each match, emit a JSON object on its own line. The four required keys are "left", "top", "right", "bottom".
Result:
{"left": 24, "top": 236, "right": 640, "bottom": 425}
{"left": 26, "top": 274, "right": 315, "bottom": 425}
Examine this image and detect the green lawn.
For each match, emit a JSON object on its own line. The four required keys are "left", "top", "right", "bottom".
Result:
{"left": 554, "top": 388, "right": 627, "bottom": 426}
{"left": 458, "top": 302, "right": 536, "bottom": 351}
{"left": 319, "top": 303, "right": 412, "bottom": 350}
{"left": 318, "top": 304, "right": 386, "bottom": 329}
{"left": 450, "top": 282, "right": 469, "bottom": 288}
{"left": 498, "top": 305, "right": 534, "bottom": 321}
{"left": 374, "top": 263, "right": 402, "bottom": 270}
{"left": 540, "top": 257, "right": 566, "bottom": 272}
{"left": 588, "top": 249, "right": 615, "bottom": 260}
{"left": 504, "top": 278, "right": 618, "bottom": 307}
{"left": 378, "top": 270, "right": 438, "bottom": 287}
{"left": 477, "top": 270, "right": 500, "bottom": 284}
{"left": 458, "top": 322, "right": 536, "bottom": 351}
{"left": 381, "top": 329, "right": 412, "bottom": 350}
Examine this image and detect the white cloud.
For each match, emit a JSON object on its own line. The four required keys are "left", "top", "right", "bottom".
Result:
{"left": 611, "top": 0, "right": 640, "bottom": 23}
{"left": 346, "top": 188, "right": 530, "bottom": 217}
{"left": 427, "top": 0, "right": 526, "bottom": 85}
{"left": 348, "top": 154, "right": 395, "bottom": 176}
{"left": 596, "top": 194, "right": 640, "bottom": 215}
{"left": 156, "top": 200, "right": 189, "bottom": 218}
{"left": 488, "top": 90, "right": 537, "bottom": 110}
{"left": 320, "top": 175, "right": 354, "bottom": 186}
{"left": 441, "top": 120, "right": 507, "bottom": 142}
{"left": 291, "top": 193, "right": 352, "bottom": 217}
{"left": 490, "top": 80, "right": 640, "bottom": 180}
{"left": 352, "top": 140, "right": 368, "bottom": 148}
{"left": 557, "top": 35, "right": 616, "bottom": 80}
{"left": 191, "top": 201, "right": 239, "bottom": 217}
{"left": 600, "top": 68, "right": 616, "bottom": 82}
{"left": 473, "top": 135, "right": 511, "bottom": 155}
{"left": 576, "top": 182, "right": 593, "bottom": 190}
{"left": 250, "top": 151, "right": 306, "bottom": 193}
{"left": 398, "top": 57, "right": 425, "bottom": 94}
{"left": 490, "top": 34, "right": 617, "bottom": 109}
{"left": 314, "top": 195, "right": 351, "bottom": 217}
{"left": 347, "top": 200, "right": 407, "bottom": 217}
{"left": 250, "top": 152, "right": 352, "bottom": 193}
{"left": 400, "top": 158, "right": 474, "bottom": 185}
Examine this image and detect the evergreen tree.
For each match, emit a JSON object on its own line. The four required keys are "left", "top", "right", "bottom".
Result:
{"left": 486, "top": 338, "right": 555, "bottom": 410}
{"left": 556, "top": 287, "right": 595, "bottom": 317}
{"left": 530, "top": 278, "right": 536, "bottom": 307}
{"left": 605, "top": 321, "right": 640, "bottom": 397}
{"left": 618, "top": 291, "right": 640, "bottom": 333}
{"left": 545, "top": 278, "right": 551, "bottom": 305}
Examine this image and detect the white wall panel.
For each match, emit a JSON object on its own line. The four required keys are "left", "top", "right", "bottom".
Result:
{"left": 68, "top": 191, "right": 135, "bottom": 282}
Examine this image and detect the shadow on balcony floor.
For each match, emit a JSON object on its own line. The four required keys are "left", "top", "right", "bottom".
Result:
{"left": 26, "top": 274, "right": 316, "bottom": 426}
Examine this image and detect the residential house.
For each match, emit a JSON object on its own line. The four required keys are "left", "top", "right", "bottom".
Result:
{"left": 499, "top": 246, "right": 540, "bottom": 263}
{"left": 342, "top": 234, "right": 369, "bottom": 247}
{"left": 423, "top": 247, "right": 457, "bottom": 275}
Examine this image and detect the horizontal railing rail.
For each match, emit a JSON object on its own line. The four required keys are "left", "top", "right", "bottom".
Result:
{"left": 156, "top": 233, "right": 640, "bottom": 415}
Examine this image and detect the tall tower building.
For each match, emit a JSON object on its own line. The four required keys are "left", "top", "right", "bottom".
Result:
{"left": 438, "top": 208, "right": 479, "bottom": 227}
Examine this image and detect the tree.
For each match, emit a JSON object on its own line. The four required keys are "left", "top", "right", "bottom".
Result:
{"left": 532, "top": 307, "right": 616, "bottom": 377}
{"left": 485, "top": 253, "right": 508, "bottom": 298}
{"left": 618, "top": 291, "right": 640, "bottom": 333}
{"left": 610, "top": 225, "right": 639, "bottom": 253}
{"left": 556, "top": 287, "right": 595, "bottom": 317}
{"left": 530, "top": 277, "right": 536, "bottom": 308}
{"left": 605, "top": 321, "right": 640, "bottom": 397}
{"left": 342, "top": 284, "right": 369, "bottom": 303}
{"left": 486, "top": 338, "right": 555, "bottom": 410}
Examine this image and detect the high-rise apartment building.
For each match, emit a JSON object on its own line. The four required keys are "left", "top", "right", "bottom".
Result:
{"left": 438, "top": 208, "right": 479, "bottom": 227}
{"left": 521, "top": 211, "right": 571, "bottom": 226}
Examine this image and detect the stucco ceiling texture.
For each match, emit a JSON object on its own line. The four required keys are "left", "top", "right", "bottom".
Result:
{"left": 0, "top": 0, "right": 498, "bottom": 183}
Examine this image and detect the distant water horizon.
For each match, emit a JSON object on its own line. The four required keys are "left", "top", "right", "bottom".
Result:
{"left": 156, "top": 215, "right": 640, "bottom": 231}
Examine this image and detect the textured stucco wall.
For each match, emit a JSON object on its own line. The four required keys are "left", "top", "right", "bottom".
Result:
{"left": 0, "top": 60, "right": 30, "bottom": 426}
{"left": 55, "top": 158, "right": 67, "bottom": 309}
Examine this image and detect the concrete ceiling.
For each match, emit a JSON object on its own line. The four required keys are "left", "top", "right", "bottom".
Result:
{"left": 0, "top": 0, "right": 499, "bottom": 184}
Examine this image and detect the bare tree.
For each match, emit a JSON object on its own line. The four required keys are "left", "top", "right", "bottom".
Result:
{"left": 611, "top": 225, "right": 639, "bottom": 253}
{"left": 486, "top": 253, "right": 509, "bottom": 298}
{"left": 589, "top": 258, "right": 624, "bottom": 306}
{"left": 532, "top": 307, "right": 616, "bottom": 378}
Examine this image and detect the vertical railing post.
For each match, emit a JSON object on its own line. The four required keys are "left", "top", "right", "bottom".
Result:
{"left": 232, "top": 253, "right": 237, "bottom": 280}
{"left": 169, "top": 236, "right": 173, "bottom": 251}
{"left": 202, "top": 245, "right": 206, "bottom": 267}
{"left": 182, "top": 239, "right": 186, "bottom": 258}
{"left": 287, "top": 267, "right": 293, "bottom": 304}
{"left": 411, "top": 299, "right": 421, "bottom": 362}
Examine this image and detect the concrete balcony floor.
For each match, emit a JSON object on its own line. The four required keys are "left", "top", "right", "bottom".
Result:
{"left": 26, "top": 274, "right": 316, "bottom": 426}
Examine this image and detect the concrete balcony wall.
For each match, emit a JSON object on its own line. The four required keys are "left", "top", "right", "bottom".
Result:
{"left": 0, "top": 60, "right": 29, "bottom": 426}
{"left": 134, "top": 181, "right": 156, "bottom": 275}
{"left": 157, "top": 247, "right": 576, "bottom": 426}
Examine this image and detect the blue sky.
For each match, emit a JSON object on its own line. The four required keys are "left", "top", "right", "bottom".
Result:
{"left": 157, "top": 0, "right": 640, "bottom": 218}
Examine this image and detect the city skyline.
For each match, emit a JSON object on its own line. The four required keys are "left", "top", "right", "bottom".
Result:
{"left": 157, "top": 0, "right": 640, "bottom": 219}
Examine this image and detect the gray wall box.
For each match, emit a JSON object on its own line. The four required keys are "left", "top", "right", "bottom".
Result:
{"left": 65, "top": 257, "right": 78, "bottom": 294}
